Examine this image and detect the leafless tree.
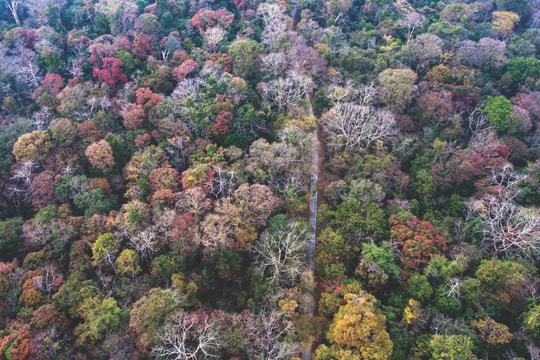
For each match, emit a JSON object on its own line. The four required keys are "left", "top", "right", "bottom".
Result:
{"left": 10, "top": 160, "right": 37, "bottom": 189}
{"left": 33, "top": 106, "right": 53, "bottom": 130}
{"left": 258, "top": 3, "right": 289, "bottom": 51}
{"left": 467, "top": 165, "right": 540, "bottom": 260}
{"left": 175, "top": 187, "right": 213, "bottom": 218}
{"left": 445, "top": 277, "right": 463, "bottom": 299}
{"left": 321, "top": 102, "right": 398, "bottom": 153}
{"left": 260, "top": 52, "right": 288, "bottom": 79}
{"left": 246, "top": 309, "right": 300, "bottom": 360}
{"left": 252, "top": 221, "right": 309, "bottom": 288}
{"left": 202, "top": 27, "right": 227, "bottom": 52}
{"left": 470, "top": 196, "right": 540, "bottom": 260}
{"left": 33, "top": 265, "right": 62, "bottom": 295}
{"left": 128, "top": 228, "right": 160, "bottom": 260}
{"left": 403, "top": 12, "right": 426, "bottom": 44}
{"left": 152, "top": 312, "right": 220, "bottom": 360}
{"left": 531, "top": 0, "right": 540, "bottom": 28}
{"left": 529, "top": 343, "right": 540, "bottom": 360}
{"left": 264, "top": 75, "right": 314, "bottom": 110}
{"left": 4, "top": 0, "right": 22, "bottom": 25}
{"left": 14, "top": 47, "right": 42, "bottom": 89}
{"left": 208, "top": 166, "right": 238, "bottom": 199}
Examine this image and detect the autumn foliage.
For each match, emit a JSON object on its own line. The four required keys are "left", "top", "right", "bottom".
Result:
{"left": 390, "top": 212, "right": 447, "bottom": 272}
{"left": 92, "top": 57, "right": 128, "bottom": 86}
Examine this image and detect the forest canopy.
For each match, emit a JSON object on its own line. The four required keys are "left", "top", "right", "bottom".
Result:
{"left": 0, "top": 0, "right": 539, "bottom": 358}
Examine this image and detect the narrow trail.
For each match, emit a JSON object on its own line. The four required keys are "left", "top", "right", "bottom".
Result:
{"left": 303, "top": 94, "right": 319, "bottom": 360}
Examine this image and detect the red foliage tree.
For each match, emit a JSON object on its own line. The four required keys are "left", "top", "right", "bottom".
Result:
{"left": 38, "top": 74, "right": 64, "bottom": 96}
{"left": 210, "top": 53, "right": 233, "bottom": 73}
{"left": 171, "top": 212, "right": 199, "bottom": 247}
{"left": 30, "top": 170, "right": 57, "bottom": 211}
{"left": 190, "top": 9, "right": 234, "bottom": 33}
{"left": 77, "top": 120, "right": 107, "bottom": 143}
{"left": 133, "top": 34, "right": 154, "bottom": 60}
{"left": 172, "top": 59, "right": 199, "bottom": 82}
{"left": 210, "top": 94, "right": 234, "bottom": 138}
{"left": 390, "top": 212, "right": 447, "bottom": 272}
{"left": 92, "top": 57, "right": 128, "bottom": 86}
{"left": 134, "top": 133, "right": 152, "bottom": 148}
{"left": 135, "top": 87, "right": 163, "bottom": 109}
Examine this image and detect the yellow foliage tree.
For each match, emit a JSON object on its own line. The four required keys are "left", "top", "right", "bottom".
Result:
{"left": 327, "top": 292, "right": 393, "bottom": 360}
{"left": 492, "top": 11, "right": 519, "bottom": 36}
{"left": 473, "top": 317, "right": 513, "bottom": 345}
{"left": 12, "top": 130, "right": 54, "bottom": 163}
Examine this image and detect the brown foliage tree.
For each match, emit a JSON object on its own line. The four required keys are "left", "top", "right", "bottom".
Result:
{"left": 85, "top": 140, "right": 115, "bottom": 171}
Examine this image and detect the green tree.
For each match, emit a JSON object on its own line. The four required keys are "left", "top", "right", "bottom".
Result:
{"left": 356, "top": 242, "right": 401, "bottom": 288}
{"left": 129, "top": 288, "right": 182, "bottom": 352}
{"left": 91, "top": 233, "right": 118, "bottom": 265}
{"left": 506, "top": 57, "right": 540, "bottom": 90}
{"left": 429, "top": 334, "right": 477, "bottom": 360}
{"left": 228, "top": 39, "right": 262, "bottom": 79}
{"left": 0, "top": 217, "right": 23, "bottom": 261}
{"left": 524, "top": 304, "right": 540, "bottom": 340}
{"left": 75, "top": 296, "right": 122, "bottom": 344}
{"left": 73, "top": 189, "right": 117, "bottom": 217}
{"left": 116, "top": 249, "right": 142, "bottom": 277}
{"left": 484, "top": 96, "right": 513, "bottom": 133}
{"left": 377, "top": 68, "right": 417, "bottom": 113}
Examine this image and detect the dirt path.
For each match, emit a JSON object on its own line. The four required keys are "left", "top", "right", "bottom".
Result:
{"left": 302, "top": 94, "right": 319, "bottom": 360}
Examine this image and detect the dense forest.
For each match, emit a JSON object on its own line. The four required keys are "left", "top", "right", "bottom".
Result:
{"left": 0, "top": 0, "right": 539, "bottom": 358}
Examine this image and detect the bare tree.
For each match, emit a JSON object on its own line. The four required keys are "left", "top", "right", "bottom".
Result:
{"left": 151, "top": 312, "right": 220, "bottom": 360}
{"left": 469, "top": 196, "right": 540, "bottom": 260}
{"left": 246, "top": 309, "right": 300, "bottom": 360}
{"left": 252, "top": 221, "right": 309, "bottom": 288}
{"left": 264, "top": 75, "right": 314, "bottom": 111}
{"left": 202, "top": 27, "right": 227, "bottom": 52}
{"left": 33, "top": 106, "right": 53, "bottom": 130}
{"left": 5, "top": 0, "right": 22, "bottom": 25}
{"left": 128, "top": 228, "right": 160, "bottom": 260}
{"left": 403, "top": 12, "right": 426, "bottom": 44}
{"left": 467, "top": 165, "right": 540, "bottom": 260}
{"left": 33, "top": 265, "right": 62, "bottom": 295}
{"left": 14, "top": 47, "right": 42, "bottom": 89}
{"left": 175, "top": 187, "right": 213, "bottom": 218}
{"left": 260, "top": 52, "right": 288, "bottom": 79}
{"left": 207, "top": 166, "right": 238, "bottom": 199}
{"left": 166, "top": 135, "right": 193, "bottom": 171}
{"left": 321, "top": 102, "right": 398, "bottom": 153}
{"left": 258, "top": 3, "right": 289, "bottom": 51}
{"left": 531, "top": 0, "right": 540, "bottom": 28}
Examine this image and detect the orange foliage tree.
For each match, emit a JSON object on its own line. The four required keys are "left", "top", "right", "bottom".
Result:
{"left": 85, "top": 140, "right": 115, "bottom": 171}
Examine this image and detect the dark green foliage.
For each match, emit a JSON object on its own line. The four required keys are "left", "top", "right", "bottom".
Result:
{"left": 73, "top": 189, "right": 117, "bottom": 217}
{"left": 506, "top": 57, "right": 540, "bottom": 90}
{"left": 0, "top": 217, "right": 23, "bottom": 261}
{"left": 0, "top": 119, "right": 33, "bottom": 176}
